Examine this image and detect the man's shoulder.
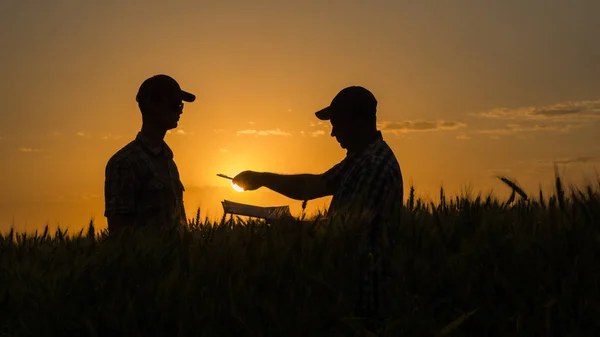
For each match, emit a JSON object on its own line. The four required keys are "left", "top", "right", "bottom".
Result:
{"left": 359, "top": 139, "right": 402, "bottom": 184}
{"left": 106, "top": 139, "right": 144, "bottom": 168}
{"left": 367, "top": 139, "right": 399, "bottom": 165}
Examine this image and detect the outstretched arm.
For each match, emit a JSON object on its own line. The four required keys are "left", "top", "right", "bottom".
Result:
{"left": 233, "top": 172, "right": 333, "bottom": 201}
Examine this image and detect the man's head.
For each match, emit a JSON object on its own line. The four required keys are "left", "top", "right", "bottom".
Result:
{"left": 136, "top": 74, "right": 196, "bottom": 130}
{"left": 314, "top": 86, "right": 378, "bottom": 150}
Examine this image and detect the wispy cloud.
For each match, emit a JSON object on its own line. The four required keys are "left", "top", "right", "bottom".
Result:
{"left": 17, "top": 147, "right": 41, "bottom": 153}
{"left": 237, "top": 130, "right": 258, "bottom": 135}
{"left": 219, "top": 148, "right": 228, "bottom": 153}
{"left": 101, "top": 133, "right": 121, "bottom": 140}
{"left": 377, "top": 120, "right": 467, "bottom": 134}
{"left": 555, "top": 156, "right": 599, "bottom": 164}
{"left": 309, "top": 121, "right": 328, "bottom": 128}
{"left": 537, "top": 156, "right": 600, "bottom": 165}
{"left": 306, "top": 119, "right": 465, "bottom": 135}
{"left": 213, "top": 129, "right": 227, "bottom": 134}
{"left": 166, "top": 129, "right": 193, "bottom": 136}
{"left": 76, "top": 131, "right": 91, "bottom": 137}
{"left": 236, "top": 128, "right": 292, "bottom": 137}
{"left": 456, "top": 133, "right": 471, "bottom": 140}
{"left": 476, "top": 123, "right": 579, "bottom": 136}
{"left": 472, "top": 100, "right": 600, "bottom": 121}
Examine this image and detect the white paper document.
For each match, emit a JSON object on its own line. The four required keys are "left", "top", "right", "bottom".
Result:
{"left": 221, "top": 200, "right": 292, "bottom": 219}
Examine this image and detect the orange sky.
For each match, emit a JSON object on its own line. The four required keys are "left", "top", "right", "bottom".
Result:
{"left": 1, "top": 0, "right": 599, "bottom": 233}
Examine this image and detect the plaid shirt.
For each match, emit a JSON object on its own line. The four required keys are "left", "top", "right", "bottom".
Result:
{"left": 323, "top": 131, "right": 403, "bottom": 223}
{"left": 104, "top": 132, "right": 187, "bottom": 230}
{"left": 322, "top": 131, "right": 403, "bottom": 323}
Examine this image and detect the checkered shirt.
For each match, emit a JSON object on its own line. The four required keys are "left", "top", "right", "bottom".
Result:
{"left": 104, "top": 132, "right": 187, "bottom": 230}
{"left": 323, "top": 131, "right": 403, "bottom": 223}
{"left": 322, "top": 131, "right": 403, "bottom": 321}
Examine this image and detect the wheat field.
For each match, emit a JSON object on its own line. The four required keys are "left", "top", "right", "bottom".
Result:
{"left": 1, "top": 175, "right": 599, "bottom": 336}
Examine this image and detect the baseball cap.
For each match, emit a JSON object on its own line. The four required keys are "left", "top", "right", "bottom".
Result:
{"left": 135, "top": 74, "right": 196, "bottom": 103}
{"left": 315, "top": 86, "right": 377, "bottom": 121}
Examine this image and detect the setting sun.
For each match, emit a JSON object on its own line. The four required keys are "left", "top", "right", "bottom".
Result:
{"left": 231, "top": 181, "right": 244, "bottom": 192}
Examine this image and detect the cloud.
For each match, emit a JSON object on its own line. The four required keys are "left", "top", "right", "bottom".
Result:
{"left": 76, "top": 132, "right": 91, "bottom": 137}
{"left": 213, "top": 129, "right": 227, "bottom": 134}
{"left": 469, "top": 100, "right": 597, "bottom": 137}
{"left": 101, "top": 133, "right": 121, "bottom": 140}
{"left": 472, "top": 100, "right": 600, "bottom": 121}
{"left": 555, "top": 156, "right": 599, "bottom": 164}
{"left": 17, "top": 147, "right": 41, "bottom": 153}
{"left": 236, "top": 130, "right": 256, "bottom": 135}
{"left": 377, "top": 120, "right": 467, "bottom": 134}
{"left": 456, "top": 133, "right": 471, "bottom": 140}
{"left": 219, "top": 148, "right": 228, "bottom": 153}
{"left": 309, "top": 121, "right": 328, "bottom": 128}
{"left": 477, "top": 123, "right": 579, "bottom": 136}
{"left": 538, "top": 156, "right": 600, "bottom": 165}
{"left": 306, "top": 119, "right": 465, "bottom": 135}
{"left": 166, "top": 129, "right": 192, "bottom": 136}
{"left": 236, "top": 128, "right": 292, "bottom": 137}
{"left": 249, "top": 121, "right": 255, "bottom": 125}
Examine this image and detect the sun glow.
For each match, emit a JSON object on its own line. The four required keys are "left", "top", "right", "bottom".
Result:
{"left": 231, "top": 181, "right": 244, "bottom": 192}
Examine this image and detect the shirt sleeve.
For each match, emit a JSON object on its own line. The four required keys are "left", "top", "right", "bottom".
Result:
{"left": 322, "top": 157, "right": 350, "bottom": 192}
{"left": 339, "top": 155, "right": 391, "bottom": 220}
{"left": 104, "top": 157, "right": 136, "bottom": 217}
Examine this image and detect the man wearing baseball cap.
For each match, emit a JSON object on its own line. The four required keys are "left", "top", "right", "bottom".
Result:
{"left": 233, "top": 85, "right": 403, "bottom": 224}
{"left": 233, "top": 85, "right": 403, "bottom": 319}
{"left": 104, "top": 74, "right": 196, "bottom": 234}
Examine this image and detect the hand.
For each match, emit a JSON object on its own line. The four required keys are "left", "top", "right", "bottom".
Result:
{"left": 232, "top": 170, "right": 264, "bottom": 191}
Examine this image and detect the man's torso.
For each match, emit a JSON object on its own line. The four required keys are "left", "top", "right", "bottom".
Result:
{"left": 324, "top": 132, "right": 403, "bottom": 223}
{"left": 104, "top": 132, "right": 186, "bottom": 229}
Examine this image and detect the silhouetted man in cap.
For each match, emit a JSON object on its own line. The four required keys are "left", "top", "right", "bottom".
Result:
{"left": 104, "top": 74, "right": 195, "bottom": 234}
{"left": 233, "top": 86, "right": 403, "bottom": 224}
{"left": 233, "top": 86, "right": 403, "bottom": 321}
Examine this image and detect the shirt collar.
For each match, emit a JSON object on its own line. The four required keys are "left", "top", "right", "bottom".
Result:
{"left": 347, "top": 131, "right": 384, "bottom": 157}
{"left": 135, "top": 132, "right": 173, "bottom": 158}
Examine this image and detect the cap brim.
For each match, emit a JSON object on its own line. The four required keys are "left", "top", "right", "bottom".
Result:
{"left": 180, "top": 90, "right": 196, "bottom": 102}
{"left": 315, "top": 106, "right": 333, "bottom": 120}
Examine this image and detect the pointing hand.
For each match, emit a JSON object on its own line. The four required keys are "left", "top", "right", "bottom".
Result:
{"left": 232, "top": 171, "right": 264, "bottom": 191}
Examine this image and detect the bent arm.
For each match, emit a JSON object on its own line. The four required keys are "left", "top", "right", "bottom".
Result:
{"left": 258, "top": 173, "right": 333, "bottom": 201}
{"left": 104, "top": 157, "right": 137, "bottom": 234}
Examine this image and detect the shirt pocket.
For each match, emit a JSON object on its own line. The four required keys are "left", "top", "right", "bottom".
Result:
{"left": 139, "top": 177, "right": 166, "bottom": 214}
